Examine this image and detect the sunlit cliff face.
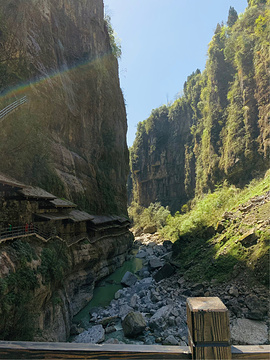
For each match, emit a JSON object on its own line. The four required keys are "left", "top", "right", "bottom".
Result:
{"left": 0, "top": 0, "right": 129, "bottom": 215}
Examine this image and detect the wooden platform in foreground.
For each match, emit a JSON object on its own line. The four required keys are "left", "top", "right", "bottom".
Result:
{"left": 0, "top": 298, "right": 269, "bottom": 359}
{"left": 0, "top": 341, "right": 269, "bottom": 359}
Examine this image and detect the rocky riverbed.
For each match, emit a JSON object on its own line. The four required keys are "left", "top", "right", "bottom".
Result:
{"left": 71, "top": 233, "right": 269, "bottom": 346}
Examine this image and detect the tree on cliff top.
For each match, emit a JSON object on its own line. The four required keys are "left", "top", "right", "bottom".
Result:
{"left": 227, "top": 6, "right": 238, "bottom": 27}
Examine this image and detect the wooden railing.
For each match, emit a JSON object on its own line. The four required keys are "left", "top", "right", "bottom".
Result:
{"left": 0, "top": 298, "right": 269, "bottom": 359}
{"left": 0, "top": 224, "right": 55, "bottom": 242}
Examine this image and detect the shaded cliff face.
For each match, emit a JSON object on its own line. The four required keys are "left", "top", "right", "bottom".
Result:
{"left": 130, "top": 2, "right": 270, "bottom": 212}
{"left": 0, "top": 0, "right": 128, "bottom": 215}
{"left": 0, "top": 232, "right": 133, "bottom": 341}
{"left": 130, "top": 105, "right": 193, "bottom": 213}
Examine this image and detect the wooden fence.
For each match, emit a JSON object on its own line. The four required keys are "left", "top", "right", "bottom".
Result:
{"left": 0, "top": 297, "right": 269, "bottom": 359}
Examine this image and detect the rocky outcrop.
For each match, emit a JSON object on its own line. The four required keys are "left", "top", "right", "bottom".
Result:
{"left": 0, "top": 0, "right": 128, "bottom": 215}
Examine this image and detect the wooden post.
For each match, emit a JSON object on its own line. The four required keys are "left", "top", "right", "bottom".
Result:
{"left": 187, "top": 297, "right": 231, "bottom": 360}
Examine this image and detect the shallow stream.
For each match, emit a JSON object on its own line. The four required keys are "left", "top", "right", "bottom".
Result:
{"left": 73, "top": 249, "right": 142, "bottom": 325}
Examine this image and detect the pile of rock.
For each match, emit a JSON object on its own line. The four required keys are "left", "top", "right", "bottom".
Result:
{"left": 72, "top": 234, "right": 269, "bottom": 346}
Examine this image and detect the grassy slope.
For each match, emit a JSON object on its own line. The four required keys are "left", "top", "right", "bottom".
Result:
{"left": 161, "top": 170, "right": 270, "bottom": 285}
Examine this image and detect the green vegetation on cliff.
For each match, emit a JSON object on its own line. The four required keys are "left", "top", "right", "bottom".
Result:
{"left": 130, "top": 171, "right": 270, "bottom": 285}
{"left": 167, "top": 171, "right": 270, "bottom": 285}
{"left": 0, "top": 237, "right": 71, "bottom": 340}
{"left": 129, "top": 1, "right": 270, "bottom": 212}
{"left": 129, "top": 1, "right": 270, "bottom": 287}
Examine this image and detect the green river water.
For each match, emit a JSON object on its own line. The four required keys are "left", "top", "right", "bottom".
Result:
{"left": 73, "top": 250, "right": 143, "bottom": 324}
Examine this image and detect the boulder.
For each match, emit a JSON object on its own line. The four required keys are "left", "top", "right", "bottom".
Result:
{"left": 136, "top": 249, "right": 148, "bottom": 258}
{"left": 105, "top": 325, "right": 116, "bottom": 334}
{"left": 228, "top": 285, "right": 239, "bottom": 297}
{"left": 122, "top": 312, "right": 146, "bottom": 338}
{"left": 216, "top": 221, "right": 226, "bottom": 233}
{"left": 74, "top": 325, "right": 105, "bottom": 344}
{"left": 238, "top": 229, "right": 257, "bottom": 247}
{"left": 153, "top": 263, "right": 175, "bottom": 282}
{"left": 226, "top": 297, "right": 243, "bottom": 317}
{"left": 191, "top": 283, "right": 205, "bottom": 297}
{"left": 130, "top": 294, "right": 140, "bottom": 308}
{"left": 70, "top": 324, "right": 84, "bottom": 336}
{"left": 246, "top": 310, "right": 264, "bottom": 321}
{"left": 119, "top": 304, "right": 134, "bottom": 320}
{"left": 115, "top": 289, "right": 124, "bottom": 300}
{"left": 163, "top": 335, "right": 179, "bottom": 345}
{"left": 121, "top": 271, "right": 138, "bottom": 287}
{"left": 149, "top": 305, "right": 172, "bottom": 330}
{"left": 98, "top": 315, "right": 118, "bottom": 327}
{"left": 143, "top": 224, "right": 157, "bottom": 234}
{"left": 163, "top": 240, "right": 173, "bottom": 250}
{"left": 149, "top": 257, "right": 163, "bottom": 270}
{"left": 230, "top": 318, "right": 268, "bottom": 345}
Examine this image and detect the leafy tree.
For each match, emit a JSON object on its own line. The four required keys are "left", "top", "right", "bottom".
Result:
{"left": 104, "top": 15, "right": 121, "bottom": 59}
{"left": 227, "top": 6, "right": 238, "bottom": 27}
{"left": 248, "top": 0, "right": 267, "bottom": 6}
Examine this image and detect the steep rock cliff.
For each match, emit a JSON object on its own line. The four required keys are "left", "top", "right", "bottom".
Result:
{"left": 0, "top": 0, "right": 128, "bottom": 215}
{"left": 130, "top": 104, "right": 194, "bottom": 213}
{"left": 130, "top": 1, "right": 270, "bottom": 212}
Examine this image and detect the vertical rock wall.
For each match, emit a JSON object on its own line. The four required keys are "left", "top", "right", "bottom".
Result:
{"left": 0, "top": 0, "right": 129, "bottom": 215}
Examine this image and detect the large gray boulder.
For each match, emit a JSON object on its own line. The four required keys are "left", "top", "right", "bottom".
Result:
{"left": 121, "top": 271, "right": 138, "bottom": 287}
{"left": 230, "top": 318, "right": 268, "bottom": 345}
{"left": 149, "top": 257, "right": 163, "bottom": 270}
{"left": 153, "top": 263, "right": 175, "bottom": 282}
{"left": 149, "top": 305, "right": 172, "bottom": 330}
{"left": 74, "top": 325, "right": 105, "bottom": 343}
{"left": 122, "top": 312, "right": 146, "bottom": 338}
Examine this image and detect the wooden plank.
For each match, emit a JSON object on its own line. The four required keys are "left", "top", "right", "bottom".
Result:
{"left": 0, "top": 342, "right": 269, "bottom": 359}
{"left": 231, "top": 345, "right": 270, "bottom": 359}
{"left": 187, "top": 297, "right": 231, "bottom": 359}
{"left": 0, "top": 342, "right": 191, "bottom": 359}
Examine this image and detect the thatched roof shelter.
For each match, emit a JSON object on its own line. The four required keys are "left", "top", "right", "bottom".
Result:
{"left": 34, "top": 212, "right": 71, "bottom": 221}
{"left": 0, "top": 173, "right": 26, "bottom": 190}
{"left": 50, "top": 198, "right": 77, "bottom": 208}
{"left": 18, "top": 187, "right": 56, "bottom": 200}
{"left": 69, "top": 210, "right": 94, "bottom": 222}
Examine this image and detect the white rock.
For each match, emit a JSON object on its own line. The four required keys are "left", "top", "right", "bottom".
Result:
{"left": 231, "top": 318, "right": 268, "bottom": 345}
{"left": 74, "top": 325, "right": 105, "bottom": 343}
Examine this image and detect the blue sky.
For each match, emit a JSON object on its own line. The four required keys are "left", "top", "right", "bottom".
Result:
{"left": 103, "top": 1, "right": 248, "bottom": 147}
